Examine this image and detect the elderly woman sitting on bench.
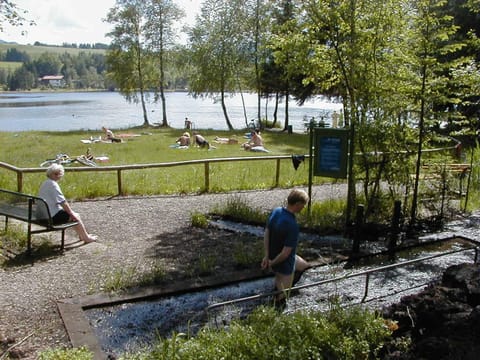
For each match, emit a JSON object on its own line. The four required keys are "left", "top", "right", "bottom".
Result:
{"left": 38, "top": 164, "right": 97, "bottom": 244}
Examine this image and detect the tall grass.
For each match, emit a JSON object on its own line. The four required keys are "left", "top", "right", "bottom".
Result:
{"left": 211, "top": 194, "right": 268, "bottom": 224}
{"left": 121, "top": 305, "right": 392, "bottom": 360}
{"left": 0, "top": 128, "right": 320, "bottom": 198}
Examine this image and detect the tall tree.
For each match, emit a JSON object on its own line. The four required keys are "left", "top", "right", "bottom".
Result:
{"left": 407, "top": 0, "right": 467, "bottom": 224}
{"left": 275, "top": 0, "right": 418, "bottom": 223}
{"left": 187, "top": 0, "right": 250, "bottom": 130}
{"left": 106, "top": 0, "right": 152, "bottom": 127}
{"left": 265, "top": 0, "right": 299, "bottom": 131}
{"left": 143, "top": 0, "right": 184, "bottom": 127}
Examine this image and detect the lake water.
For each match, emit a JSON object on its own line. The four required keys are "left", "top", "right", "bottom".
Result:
{"left": 0, "top": 91, "right": 342, "bottom": 132}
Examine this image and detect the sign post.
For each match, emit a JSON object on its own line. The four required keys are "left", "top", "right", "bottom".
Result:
{"left": 308, "top": 127, "right": 350, "bottom": 214}
{"left": 313, "top": 128, "right": 349, "bottom": 178}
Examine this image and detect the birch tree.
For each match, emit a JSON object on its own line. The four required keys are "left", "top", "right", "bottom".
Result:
{"left": 187, "top": 0, "right": 250, "bottom": 130}
{"left": 106, "top": 0, "right": 152, "bottom": 126}
{"left": 144, "top": 0, "right": 184, "bottom": 127}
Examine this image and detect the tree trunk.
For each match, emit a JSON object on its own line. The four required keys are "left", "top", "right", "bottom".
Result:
{"left": 273, "top": 92, "right": 279, "bottom": 127}
{"left": 221, "top": 90, "right": 234, "bottom": 130}
{"left": 160, "top": 49, "right": 168, "bottom": 127}
{"left": 283, "top": 90, "right": 290, "bottom": 131}
{"left": 139, "top": 87, "right": 149, "bottom": 127}
{"left": 410, "top": 64, "right": 427, "bottom": 225}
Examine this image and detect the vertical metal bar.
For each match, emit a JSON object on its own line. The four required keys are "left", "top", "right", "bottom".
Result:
{"left": 308, "top": 122, "right": 314, "bottom": 214}
{"left": 27, "top": 198, "right": 33, "bottom": 255}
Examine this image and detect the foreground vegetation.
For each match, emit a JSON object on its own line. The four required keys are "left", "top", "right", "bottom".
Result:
{"left": 37, "top": 305, "right": 394, "bottom": 360}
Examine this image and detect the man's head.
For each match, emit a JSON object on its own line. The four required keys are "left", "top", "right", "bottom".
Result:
{"left": 287, "top": 189, "right": 309, "bottom": 213}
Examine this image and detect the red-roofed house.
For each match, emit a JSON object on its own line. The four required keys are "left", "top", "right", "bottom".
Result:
{"left": 40, "top": 75, "right": 65, "bottom": 87}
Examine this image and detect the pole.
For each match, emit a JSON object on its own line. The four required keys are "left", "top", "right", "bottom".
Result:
{"left": 307, "top": 121, "right": 314, "bottom": 214}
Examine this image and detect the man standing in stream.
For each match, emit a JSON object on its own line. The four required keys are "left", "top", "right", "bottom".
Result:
{"left": 261, "top": 189, "right": 310, "bottom": 305}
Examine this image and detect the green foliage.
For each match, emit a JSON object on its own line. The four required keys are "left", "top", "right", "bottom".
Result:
{"left": 0, "top": 60, "right": 22, "bottom": 71}
{"left": 38, "top": 346, "right": 93, "bottom": 360}
{"left": 0, "top": 44, "right": 105, "bottom": 59}
{"left": 232, "top": 241, "right": 263, "bottom": 268}
{"left": 101, "top": 266, "right": 139, "bottom": 293}
{"left": 190, "top": 211, "right": 209, "bottom": 228}
{"left": 211, "top": 195, "right": 268, "bottom": 225}
{"left": 197, "top": 254, "right": 217, "bottom": 275}
{"left": 122, "top": 305, "right": 392, "bottom": 360}
{"left": 463, "top": 144, "right": 480, "bottom": 211}
{"left": 98, "top": 262, "right": 167, "bottom": 293}
{"left": 299, "top": 198, "right": 346, "bottom": 233}
{"left": 0, "top": 223, "right": 27, "bottom": 251}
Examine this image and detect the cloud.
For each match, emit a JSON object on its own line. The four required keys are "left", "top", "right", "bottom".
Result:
{"left": 1, "top": 0, "right": 200, "bottom": 45}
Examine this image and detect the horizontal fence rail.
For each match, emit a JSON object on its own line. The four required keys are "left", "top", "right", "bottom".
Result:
{"left": 0, "top": 155, "right": 297, "bottom": 195}
{"left": 0, "top": 143, "right": 462, "bottom": 196}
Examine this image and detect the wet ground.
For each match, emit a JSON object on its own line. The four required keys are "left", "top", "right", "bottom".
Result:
{"left": 85, "top": 227, "right": 478, "bottom": 357}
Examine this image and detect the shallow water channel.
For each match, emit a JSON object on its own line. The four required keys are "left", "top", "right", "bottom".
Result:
{"left": 84, "top": 233, "right": 478, "bottom": 357}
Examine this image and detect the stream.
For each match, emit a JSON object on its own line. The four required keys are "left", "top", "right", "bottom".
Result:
{"left": 85, "top": 228, "right": 478, "bottom": 357}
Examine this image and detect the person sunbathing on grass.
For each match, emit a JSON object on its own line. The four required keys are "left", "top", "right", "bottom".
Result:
{"left": 176, "top": 132, "right": 191, "bottom": 147}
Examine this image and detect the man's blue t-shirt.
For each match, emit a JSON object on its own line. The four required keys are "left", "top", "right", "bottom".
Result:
{"left": 267, "top": 207, "right": 299, "bottom": 275}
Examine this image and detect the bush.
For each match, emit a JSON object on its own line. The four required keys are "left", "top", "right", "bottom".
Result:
{"left": 123, "top": 305, "right": 392, "bottom": 359}
{"left": 38, "top": 346, "right": 93, "bottom": 360}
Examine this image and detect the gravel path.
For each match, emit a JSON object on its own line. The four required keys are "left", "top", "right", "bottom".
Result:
{"left": 0, "top": 185, "right": 347, "bottom": 359}
{"left": 2, "top": 183, "right": 478, "bottom": 359}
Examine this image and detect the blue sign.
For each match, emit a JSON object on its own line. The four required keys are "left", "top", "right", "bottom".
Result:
{"left": 314, "top": 128, "right": 349, "bottom": 178}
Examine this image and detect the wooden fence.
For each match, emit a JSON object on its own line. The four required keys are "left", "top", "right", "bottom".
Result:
{"left": 0, "top": 155, "right": 299, "bottom": 195}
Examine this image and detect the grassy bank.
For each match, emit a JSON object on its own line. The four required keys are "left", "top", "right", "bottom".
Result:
{"left": 0, "top": 127, "right": 324, "bottom": 198}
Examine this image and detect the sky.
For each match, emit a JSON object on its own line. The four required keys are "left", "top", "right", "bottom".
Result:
{"left": 1, "top": 0, "right": 201, "bottom": 46}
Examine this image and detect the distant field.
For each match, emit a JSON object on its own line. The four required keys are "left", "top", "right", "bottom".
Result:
{"left": 0, "top": 43, "right": 106, "bottom": 74}
{"left": 0, "top": 61, "right": 22, "bottom": 71}
{"left": 0, "top": 43, "right": 106, "bottom": 59}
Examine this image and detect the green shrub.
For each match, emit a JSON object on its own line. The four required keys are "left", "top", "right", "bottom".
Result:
{"left": 38, "top": 346, "right": 93, "bottom": 360}
{"left": 232, "top": 241, "right": 263, "bottom": 268}
{"left": 212, "top": 195, "right": 267, "bottom": 224}
{"left": 197, "top": 254, "right": 217, "bottom": 275}
{"left": 299, "top": 198, "right": 346, "bottom": 232}
{"left": 191, "top": 211, "right": 209, "bottom": 228}
{"left": 122, "top": 305, "right": 392, "bottom": 360}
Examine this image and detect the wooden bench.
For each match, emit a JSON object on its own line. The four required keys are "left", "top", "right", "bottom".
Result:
{"left": 0, "top": 188, "right": 79, "bottom": 254}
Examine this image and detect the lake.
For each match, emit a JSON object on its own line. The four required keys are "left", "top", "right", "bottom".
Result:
{"left": 0, "top": 91, "right": 342, "bottom": 132}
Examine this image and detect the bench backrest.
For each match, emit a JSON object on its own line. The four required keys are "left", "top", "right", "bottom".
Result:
{"left": 0, "top": 188, "right": 54, "bottom": 225}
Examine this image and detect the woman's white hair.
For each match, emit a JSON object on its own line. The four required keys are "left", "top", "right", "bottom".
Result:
{"left": 46, "top": 163, "right": 65, "bottom": 178}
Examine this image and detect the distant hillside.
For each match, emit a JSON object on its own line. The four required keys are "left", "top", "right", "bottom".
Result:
{"left": 0, "top": 42, "right": 106, "bottom": 59}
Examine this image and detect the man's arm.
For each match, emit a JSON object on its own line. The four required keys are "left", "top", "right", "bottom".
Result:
{"left": 270, "top": 246, "right": 292, "bottom": 267}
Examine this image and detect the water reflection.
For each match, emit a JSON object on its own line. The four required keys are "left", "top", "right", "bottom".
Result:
{"left": 0, "top": 100, "right": 90, "bottom": 108}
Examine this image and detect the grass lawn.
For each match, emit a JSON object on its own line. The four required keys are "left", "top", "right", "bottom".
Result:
{"left": 0, "top": 127, "right": 325, "bottom": 198}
